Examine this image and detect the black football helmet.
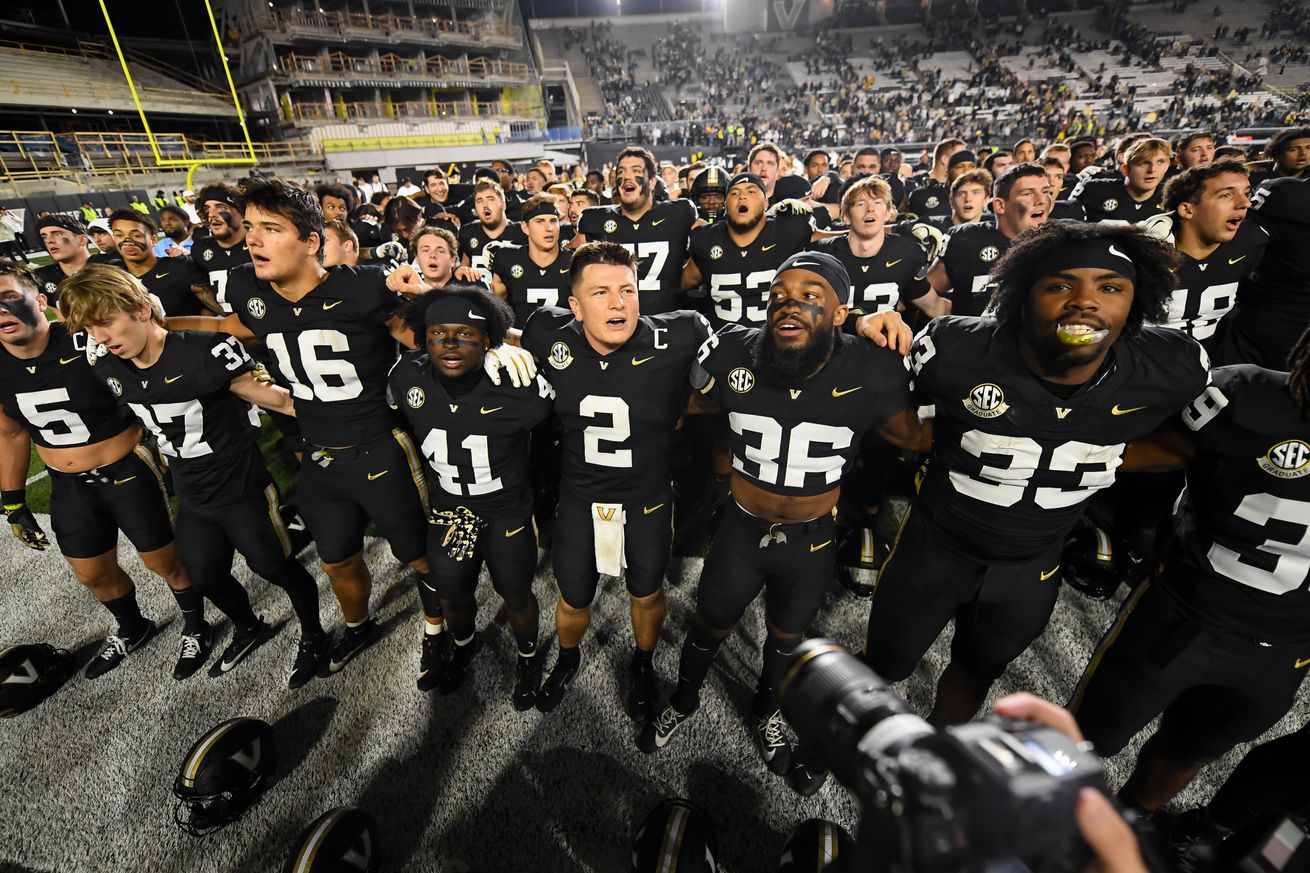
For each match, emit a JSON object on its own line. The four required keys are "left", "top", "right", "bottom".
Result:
{"left": 632, "top": 798, "right": 718, "bottom": 872}
{"left": 283, "top": 807, "right": 380, "bottom": 873}
{"left": 690, "top": 166, "right": 728, "bottom": 223}
{"left": 1061, "top": 521, "right": 1132, "bottom": 600}
{"left": 0, "top": 643, "right": 75, "bottom": 717}
{"left": 778, "top": 819, "right": 854, "bottom": 872}
{"left": 835, "top": 526, "right": 890, "bottom": 599}
{"left": 174, "top": 717, "right": 276, "bottom": 835}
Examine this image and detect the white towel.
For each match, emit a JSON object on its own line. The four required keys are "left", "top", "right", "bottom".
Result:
{"left": 591, "top": 502, "right": 627, "bottom": 576}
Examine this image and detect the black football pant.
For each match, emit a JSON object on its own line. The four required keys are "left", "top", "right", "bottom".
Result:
{"left": 551, "top": 491, "right": 672, "bottom": 608}
{"left": 1207, "top": 721, "right": 1310, "bottom": 830}
{"left": 48, "top": 446, "right": 174, "bottom": 558}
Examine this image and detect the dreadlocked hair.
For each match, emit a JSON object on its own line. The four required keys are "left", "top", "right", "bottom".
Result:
{"left": 1287, "top": 325, "right": 1310, "bottom": 417}
{"left": 988, "top": 221, "right": 1179, "bottom": 338}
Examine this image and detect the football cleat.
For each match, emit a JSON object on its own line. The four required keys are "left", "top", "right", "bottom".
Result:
{"left": 536, "top": 656, "right": 579, "bottom": 713}
{"left": 754, "top": 710, "right": 794, "bottom": 775}
{"left": 85, "top": 620, "right": 157, "bottom": 680}
{"left": 0, "top": 643, "right": 75, "bottom": 716}
{"left": 288, "top": 633, "right": 330, "bottom": 689}
{"left": 174, "top": 717, "right": 276, "bottom": 836}
{"left": 173, "top": 623, "right": 214, "bottom": 681}
{"left": 638, "top": 704, "right": 694, "bottom": 753}
{"left": 322, "top": 620, "right": 379, "bottom": 676}
{"left": 787, "top": 757, "right": 830, "bottom": 797}
{"left": 214, "top": 618, "right": 271, "bottom": 676}
{"left": 627, "top": 656, "right": 657, "bottom": 723}
{"left": 416, "top": 629, "right": 449, "bottom": 693}
{"left": 1168, "top": 809, "right": 1224, "bottom": 873}
{"left": 437, "top": 634, "right": 481, "bottom": 695}
{"left": 512, "top": 653, "right": 541, "bottom": 712}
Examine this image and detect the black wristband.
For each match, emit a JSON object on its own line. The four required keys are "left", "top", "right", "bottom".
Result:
{"left": 1, "top": 489, "right": 25, "bottom": 512}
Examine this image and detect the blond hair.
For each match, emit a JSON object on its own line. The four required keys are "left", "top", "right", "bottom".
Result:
{"left": 58, "top": 263, "right": 164, "bottom": 332}
{"left": 840, "top": 175, "right": 895, "bottom": 215}
{"left": 1124, "top": 137, "right": 1174, "bottom": 165}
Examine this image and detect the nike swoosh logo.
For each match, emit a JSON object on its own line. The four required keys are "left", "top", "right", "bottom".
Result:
{"left": 644, "top": 503, "right": 665, "bottom": 515}
{"left": 1228, "top": 255, "right": 1246, "bottom": 265}
{"left": 651, "top": 219, "right": 665, "bottom": 227}
{"left": 367, "top": 470, "right": 388, "bottom": 480}
{"left": 468, "top": 309, "right": 486, "bottom": 321}
{"left": 632, "top": 355, "right": 656, "bottom": 366}
{"left": 322, "top": 300, "right": 344, "bottom": 310}
{"left": 832, "top": 386, "right": 862, "bottom": 397}
{"left": 164, "top": 375, "right": 183, "bottom": 384}
{"left": 1295, "top": 657, "right": 1310, "bottom": 669}
{"left": 113, "top": 477, "right": 136, "bottom": 486}
{"left": 480, "top": 406, "right": 502, "bottom": 414}
{"left": 560, "top": 268, "right": 569, "bottom": 274}
{"left": 1111, "top": 404, "right": 1146, "bottom": 415}
{"left": 885, "top": 259, "right": 902, "bottom": 268}
{"left": 59, "top": 356, "right": 80, "bottom": 365}
{"left": 505, "top": 525, "right": 526, "bottom": 538}
{"left": 761, "top": 244, "right": 777, "bottom": 251}
{"left": 810, "top": 539, "right": 832, "bottom": 552}
{"left": 1040, "top": 565, "right": 1060, "bottom": 581}
{"left": 154, "top": 273, "right": 169, "bottom": 279}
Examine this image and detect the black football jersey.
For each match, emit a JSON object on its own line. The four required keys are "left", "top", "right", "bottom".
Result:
{"left": 32, "top": 262, "right": 70, "bottom": 307}
{"left": 389, "top": 351, "right": 554, "bottom": 515}
{"left": 904, "top": 182, "right": 951, "bottom": 221}
{"left": 1050, "top": 200, "right": 1087, "bottom": 221}
{"left": 190, "top": 237, "right": 251, "bottom": 314}
{"left": 1162, "top": 216, "right": 1269, "bottom": 345}
{"left": 414, "top": 196, "right": 460, "bottom": 236}
{"left": 810, "top": 232, "right": 930, "bottom": 315}
{"left": 94, "top": 331, "right": 265, "bottom": 504}
{"left": 910, "top": 316, "right": 1209, "bottom": 561}
{"left": 224, "top": 263, "right": 402, "bottom": 447}
{"left": 1238, "top": 177, "right": 1310, "bottom": 338}
{"left": 939, "top": 222, "right": 1012, "bottom": 317}
{"left": 577, "top": 199, "right": 699, "bottom": 314}
{"left": 692, "top": 325, "right": 911, "bottom": 497}
{"left": 458, "top": 222, "right": 527, "bottom": 286}
{"left": 688, "top": 214, "right": 814, "bottom": 328}
{"left": 0, "top": 323, "right": 135, "bottom": 448}
{"left": 133, "top": 257, "right": 209, "bottom": 317}
{"left": 520, "top": 306, "right": 711, "bottom": 503}
{"left": 1070, "top": 177, "right": 1164, "bottom": 224}
{"left": 1168, "top": 365, "right": 1310, "bottom": 642}
{"left": 485, "top": 242, "right": 573, "bottom": 328}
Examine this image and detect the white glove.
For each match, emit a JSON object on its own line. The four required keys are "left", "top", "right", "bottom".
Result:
{"left": 483, "top": 344, "right": 536, "bottom": 388}
{"left": 1077, "top": 164, "right": 1103, "bottom": 181}
{"left": 766, "top": 198, "right": 812, "bottom": 217}
{"left": 1139, "top": 212, "right": 1176, "bottom": 245}
{"left": 909, "top": 222, "right": 945, "bottom": 269}
{"left": 375, "top": 240, "right": 408, "bottom": 264}
{"left": 85, "top": 334, "right": 109, "bottom": 365}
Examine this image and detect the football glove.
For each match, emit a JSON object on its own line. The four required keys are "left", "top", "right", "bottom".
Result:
{"left": 483, "top": 344, "right": 537, "bottom": 388}
{"left": 1077, "top": 164, "right": 1103, "bottom": 181}
{"left": 375, "top": 240, "right": 408, "bottom": 265}
{"left": 908, "top": 222, "right": 945, "bottom": 274}
{"left": 85, "top": 334, "right": 109, "bottom": 365}
{"left": 1139, "top": 211, "right": 1176, "bottom": 244}
{"left": 3, "top": 492, "right": 48, "bottom": 552}
{"left": 766, "top": 198, "right": 812, "bottom": 217}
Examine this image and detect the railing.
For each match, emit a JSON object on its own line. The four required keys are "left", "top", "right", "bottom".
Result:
{"left": 284, "top": 99, "right": 541, "bottom": 123}
{"left": 541, "top": 61, "right": 584, "bottom": 128}
{"left": 0, "top": 130, "right": 322, "bottom": 183}
{"left": 274, "top": 52, "right": 530, "bottom": 83}
{"left": 244, "top": 10, "right": 521, "bottom": 46}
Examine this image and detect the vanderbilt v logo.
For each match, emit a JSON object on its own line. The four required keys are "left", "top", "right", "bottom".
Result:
{"left": 1056, "top": 408, "right": 1072, "bottom": 419}
{"left": 596, "top": 507, "right": 616, "bottom": 522}
{"left": 773, "top": 0, "right": 806, "bottom": 28}
{"left": 789, "top": 389, "right": 801, "bottom": 399}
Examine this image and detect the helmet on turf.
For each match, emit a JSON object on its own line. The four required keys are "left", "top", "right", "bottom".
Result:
{"left": 632, "top": 798, "right": 718, "bottom": 872}
{"left": 282, "top": 807, "right": 380, "bottom": 873}
{"left": 690, "top": 167, "right": 729, "bottom": 223}
{"left": 778, "top": 819, "right": 854, "bottom": 872}
{"left": 835, "top": 526, "right": 890, "bottom": 599}
{"left": 173, "top": 717, "right": 276, "bottom": 835}
{"left": 1061, "top": 521, "right": 1126, "bottom": 600}
{"left": 0, "top": 643, "right": 75, "bottom": 717}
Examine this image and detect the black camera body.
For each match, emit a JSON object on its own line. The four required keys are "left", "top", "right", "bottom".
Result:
{"left": 780, "top": 640, "right": 1106, "bottom": 873}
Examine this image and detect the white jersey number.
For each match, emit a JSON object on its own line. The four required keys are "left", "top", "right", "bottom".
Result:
{"left": 420, "top": 429, "right": 503, "bottom": 497}
{"left": 265, "top": 330, "right": 364, "bottom": 402}
{"left": 949, "top": 430, "right": 1125, "bottom": 509}
{"left": 129, "top": 401, "right": 212, "bottom": 459}
{"left": 1208, "top": 493, "right": 1310, "bottom": 595}
{"left": 580, "top": 395, "right": 632, "bottom": 467}
{"left": 15, "top": 389, "right": 91, "bottom": 447}
{"left": 730, "top": 413, "right": 855, "bottom": 489}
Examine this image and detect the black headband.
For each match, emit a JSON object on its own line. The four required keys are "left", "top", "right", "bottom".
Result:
{"left": 424, "top": 293, "right": 494, "bottom": 330}
{"left": 727, "top": 172, "right": 766, "bottom": 193}
{"left": 1031, "top": 238, "right": 1138, "bottom": 285}
{"left": 773, "top": 251, "right": 852, "bottom": 305}
{"left": 521, "top": 200, "right": 559, "bottom": 222}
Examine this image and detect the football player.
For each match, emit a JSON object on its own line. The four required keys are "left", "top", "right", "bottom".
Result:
{"left": 905, "top": 150, "right": 976, "bottom": 221}
{"left": 684, "top": 173, "right": 819, "bottom": 329}
{"left": 390, "top": 286, "right": 554, "bottom": 702}
{"left": 925, "top": 163, "right": 1052, "bottom": 317}
{"left": 458, "top": 180, "right": 528, "bottom": 286}
{"left": 190, "top": 184, "right": 251, "bottom": 314}
{"left": 814, "top": 176, "right": 950, "bottom": 318}
{"left": 746, "top": 142, "right": 788, "bottom": 205}
{"left": 1070, "top": 338, "right": 1310, "bottom": 812}
{"left": 164, "top": 179, "right": 446, "bottom": 677}
{"left": 33, "top": 216, "right": 98, "bottom": 308}
{"left": 0, "top": 261, "right": 205, "bottom": 679}
{"left": 688, "top": 166, "right": 728, "bottom": 224}
{"left": 864, "top": 222, "right": 1210, "bottom": 726}
{"left": 1216, "top": 174, "right": 1310, "bottom": 369}
{"left": 568, "top": 189, "right": 600, "bottom": 227}
{"left": 1072, "top": 138, "right": 1172, "bottom": 224}
{"left": 59, "top": 266, "right": 328, "bottom": 685}
{"left": 1042, "top": 158, "right": 1087, "bottom": 220}
{"left": 486, "top": 194, "right": 574, "bottom": 327}
{"left": 571, "top": 146, "right": 701, "bottom": 314}
{"left": 412, "top": 169, "right": 461, "bottom": 235}
{"left": 903, "top": 139, "right": 965, "bottom": 207}
{"left": 640, "top": 251, "right": 925, "bottom": 786}
{"left": 108, "top": 209, "right": 212, "bottom": 317}
{"left": 413, "top": 228, "right": 466, "bottom": 289}
{"left": 982, "top": 150, "right": 1015, "bottom": 181}
{"left": 1174, "top": 132, "right": 1216, "bottom": 170}
{"left": 315, "top": 183, "right": 356, "bottom": 225}
{"left": 1248, "top": 127, "right": 1310, "bottom": 189}
{"left": 322, "top": 220, "right": 359, "bottom": 269}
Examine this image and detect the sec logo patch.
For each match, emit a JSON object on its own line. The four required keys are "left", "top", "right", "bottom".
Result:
{"left": 510, "top": 264, "right": 524, "bottom": 279}
{"left": 405, "top": 386, "right": 425, "bottom": 409}
{"left": 964, "top": 382, "right": 1009, "bottom": 418}
{"left": 924, "top": 195, "right": 940, "bottom": 209}
{"left": 979, "top": 245, "right": 1000, "bottom": 263}
{"left": 1101, "top": 198, "right": 1119, "bottom": 213}
{"left": 548, "top": 341, "right": 573, "bottom": 370}
{"left": 710, "top": 245, "right": 724, "bottom": 260}
{"left": 1259, "top": 440, "right": 1310, "bottom": 479}
{"left": 727, "top": 367, "right": 755, "bottom": 393}
{"left": 604, "top": 219, "right": 619, "bottom": 234}
{"left": 106, "top": 377, "right": 123, "bottom": 397}
{"left": 202, "top": 248, "right": 214, "bottom": 262}
{"left": 247, "top": 298, "right": 267, "bottom": 319}
{"left": 468, "top": 237, "right": 478, "bottom": 249}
